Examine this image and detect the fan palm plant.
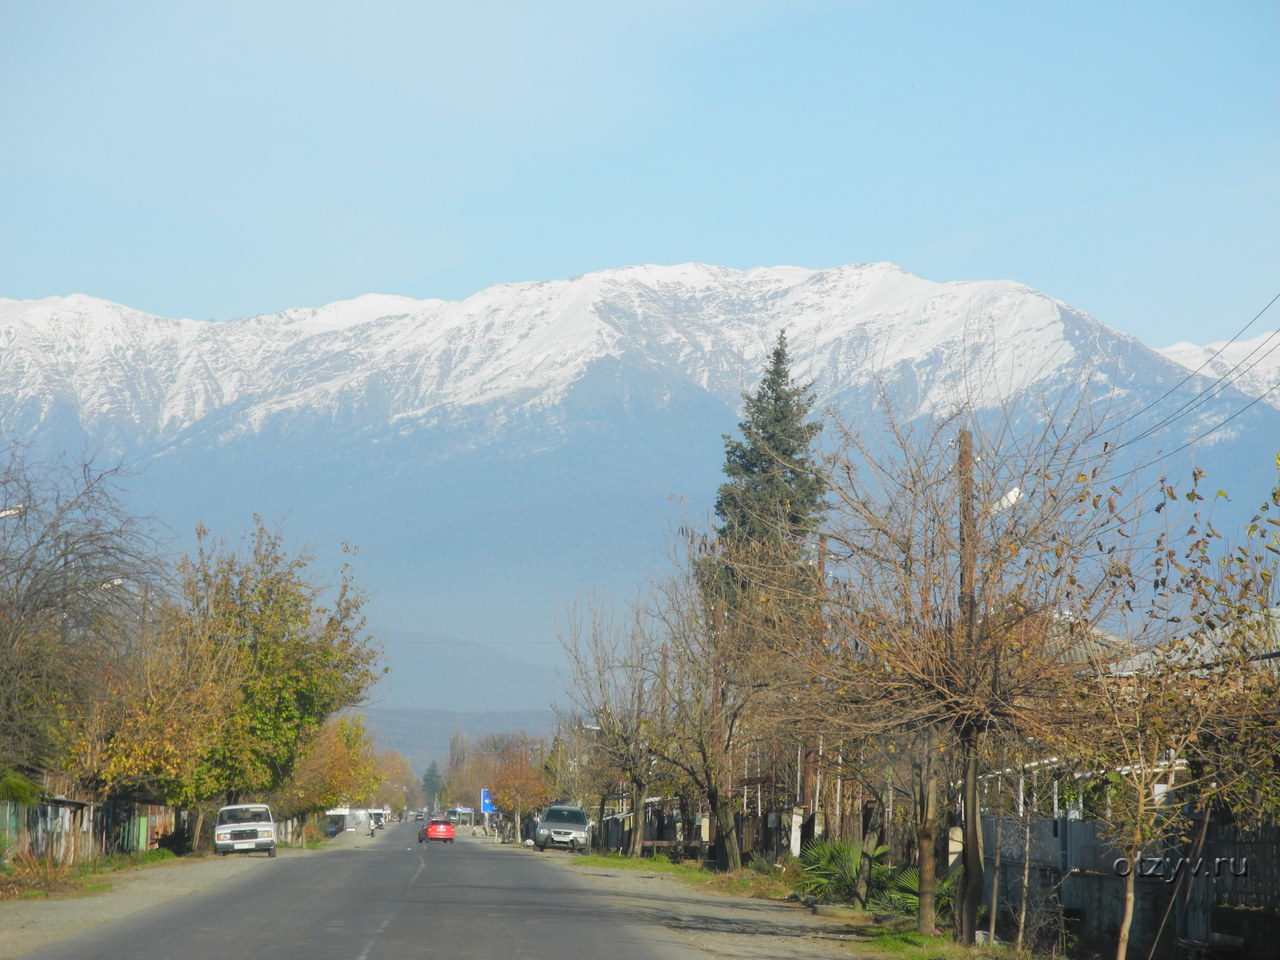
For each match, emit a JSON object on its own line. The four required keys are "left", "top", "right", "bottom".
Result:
{"left": 797, "top": 837, "right": 889, "bottom": 904}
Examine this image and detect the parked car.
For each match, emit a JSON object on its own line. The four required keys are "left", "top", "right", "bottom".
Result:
{"left": 533, "top": 805, "right": 591, "bottom": 853}
{"left": 419, "top": 817, "right": 455, "bottom": 843}
{"left": 214, "top": 803, "right": 276, "bottom": 858}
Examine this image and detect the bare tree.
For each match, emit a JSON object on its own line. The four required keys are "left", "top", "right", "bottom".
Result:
{"left": 641, "top": 554, "right": 788, "bottom": 872}
{"left": 558, "top": 597, "right": 668, "bottom": 857}
{"left": 1056, "top": 483, "right": 1279, "bottom": 960}
{"left": 0, "top": 446, "right": 161, "bottom": 782}
{"left": 781, "top": 396, "right": 1163, "bottom": 941}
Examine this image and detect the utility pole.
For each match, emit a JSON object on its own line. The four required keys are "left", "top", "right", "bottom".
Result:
{"left": 957, "top": 427, "right": 984, "bottom": 944}
{"left": 799, "top": 536, "right": 827, "bottom": 844}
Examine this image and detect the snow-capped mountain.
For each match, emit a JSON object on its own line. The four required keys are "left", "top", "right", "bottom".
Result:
{"left": 2, "top": 263, "right": 1275, "bottom": 713}
{"left": 1157, "top": 331, "right": 1280, "bottom": 412}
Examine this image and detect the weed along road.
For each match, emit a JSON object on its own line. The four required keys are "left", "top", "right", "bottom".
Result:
{"left": 12, "top": 825, "right": 720, "bottom": 960}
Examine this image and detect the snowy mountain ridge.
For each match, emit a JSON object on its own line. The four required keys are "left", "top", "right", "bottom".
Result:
{"left": 1, "top": 261, "right": 1235, "bottom": 460}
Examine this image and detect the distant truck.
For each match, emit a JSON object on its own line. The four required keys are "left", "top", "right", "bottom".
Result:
{"left": 214, "top": 803, "right": 277, "bottom": 858}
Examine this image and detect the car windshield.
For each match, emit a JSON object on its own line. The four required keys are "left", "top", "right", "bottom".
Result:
{"left": 543, "top": 808, "right": 587, "bottom": 825}
{"left": 217, "top": 806, "right": 270, "bottom": 825}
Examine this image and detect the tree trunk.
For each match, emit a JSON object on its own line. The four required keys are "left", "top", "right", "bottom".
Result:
{"left": 1016, "top": 806, "right": 1032, "bottom": 954}
{"left": 958, "top": 727, "right": 985, "bottom": 944}
{"left": 1116, "top": 842, "right": 1139, "bottom": 960}
{"left": 192, "top": 809, "right": 205, "bottom": 854}
{"left": 709, "top": 785, "right": 742, "bottom": 871}
{"left": 916, "top": 726, "right": 939, "bottom": 934}
{"left": 989, "top": 765, "right": 1004, "bottom": 944}
{"left": 597, "top": 794, "right": 607, "bottom": 853}
{"left": 626, "top": 777, "right": 648, "bottom": 858}
{"left": 853, "top": 815, "right": 881, "bottom": 910}
{"left": 988, "top": 816, "right": 1002, "bottom": 942}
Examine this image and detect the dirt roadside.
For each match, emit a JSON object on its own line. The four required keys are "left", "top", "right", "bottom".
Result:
{"left": 552, "top": 856, "right": 870, "bottom": 960}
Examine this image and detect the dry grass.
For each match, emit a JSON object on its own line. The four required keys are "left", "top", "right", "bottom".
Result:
{"left": 571, "top": 852, "right": 796, "bottom": 900}
{"left": 12, "top": 848, "right": 75, "bottom": 882}
{"left": 1, "top": 849, "right": 78, "bottom": 899}
{"left": 0, "top": 847, "right": 176, "bottom": 901}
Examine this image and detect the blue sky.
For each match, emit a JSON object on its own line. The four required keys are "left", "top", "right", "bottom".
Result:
{"left": 2, "top": 0, "right": 1276, "bottom": 346}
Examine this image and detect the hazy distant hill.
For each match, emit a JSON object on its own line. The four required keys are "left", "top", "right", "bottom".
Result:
{"left": 2, "top": 263, "right": 1275, "bottom": 723}
{"left": 361, "top": 706, "right": 556, "bottom": 780}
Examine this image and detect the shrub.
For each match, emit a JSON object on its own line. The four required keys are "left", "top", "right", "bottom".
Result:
{"left": 745, "top": 852, "right": 782, "bottom": 878}
{"left": 869, "top": 865, "right": 959, "bottom": 920}
{"left": 797, "top": 837, "right": 888, "bottom": 903}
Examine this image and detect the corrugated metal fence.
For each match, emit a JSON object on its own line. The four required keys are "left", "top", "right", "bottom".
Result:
{"left": 981, "top": 814, "right": 1279, "bottom": 915}
{"left": 0, "top": 799, "right": 182, "bottom": 864}
{"left": 1214, "top": 824, "right": 1280, "bottom": 910}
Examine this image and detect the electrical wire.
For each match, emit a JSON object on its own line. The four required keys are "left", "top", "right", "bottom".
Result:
{"left": 1053, "top": 292, "right": 1280, "bottom": 476}
{"left": 1104, "top": 325, "right": 1280, "bottom": 457}
{"left": 1100, "top": 378, "right": 1280, "bottom": 488}
{"left": 1102, "top": 291, "right": 1280, "bottom": 439}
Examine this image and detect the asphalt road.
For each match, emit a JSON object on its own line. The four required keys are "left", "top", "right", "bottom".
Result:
{"left": 16, "top": 824, "right": 712, "bottom": 960}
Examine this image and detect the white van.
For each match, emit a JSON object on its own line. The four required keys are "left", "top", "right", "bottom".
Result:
{"left": 214, "top": 803, "right": 277, "bottom": 857}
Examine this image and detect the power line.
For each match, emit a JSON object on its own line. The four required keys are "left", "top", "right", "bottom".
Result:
{"left": 1105, "top": 324, "right": 1280, "bottom": 457}
{"left": 1103, "top": 292, "right": 1280, "bottom": 440}
{"left": 379, "top": 638, "right": 559, "bottom": 646}
{"left": 1100, "top": 378, "right": 1280, "bottom": 488}
{"left": 1055, "top": 293, "right": 1280, "bottom": 477}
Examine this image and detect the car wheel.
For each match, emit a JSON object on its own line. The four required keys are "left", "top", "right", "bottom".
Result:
{"left": 268, "top": 847, "right": 277, "bottom": 858}
{"left": 536, "top": 844, "right": 545, "bottom": 851}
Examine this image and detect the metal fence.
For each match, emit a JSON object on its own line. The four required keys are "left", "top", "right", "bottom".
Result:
{"left": 0, "top": 798, "right": 182, "bottom": 865}
{"left": 1213, "top": 824, "right": 1279, "bottom": 910}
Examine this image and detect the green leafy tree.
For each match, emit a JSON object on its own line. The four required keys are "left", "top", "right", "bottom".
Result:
{"left": 171, "top": 519, "right": 383, "bottom": 828}
{"left": 275, "top": 713, "right": 379, "bottom": 828}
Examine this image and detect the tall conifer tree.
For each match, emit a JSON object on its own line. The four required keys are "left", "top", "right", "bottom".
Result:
{"left": 714, "top": 330, "right": 826, "bottom": 552}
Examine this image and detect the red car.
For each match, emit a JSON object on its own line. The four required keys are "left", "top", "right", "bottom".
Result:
{"left": 418, "top": 817, "right": 455, "bottom": 843}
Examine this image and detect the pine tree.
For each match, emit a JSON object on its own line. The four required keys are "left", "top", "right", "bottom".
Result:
{"left": 421, "top": 760, "right": 443, "bottom": 808}
{"left": 714, "top": 330, "right": 826, "bottom": 551}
